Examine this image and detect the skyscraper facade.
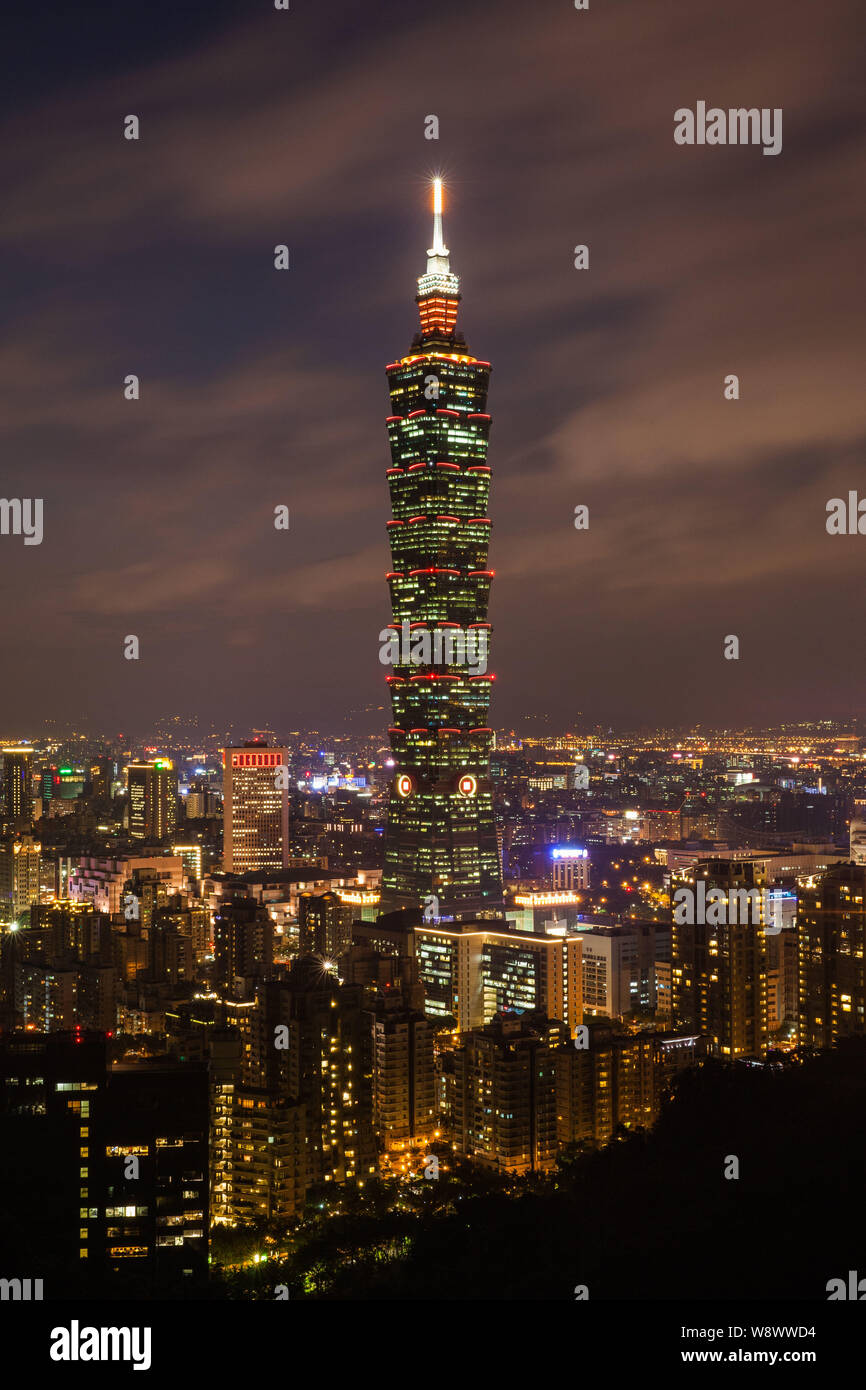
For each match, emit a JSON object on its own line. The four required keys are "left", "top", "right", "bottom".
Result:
{"left": 1, "top": 746, "right": 34, "bottom": 830}
{"left": 222, "top": 744, "right": 289, "bottom": 873}
{"left": 126, "top": 759, "right": 177, "bottom": 841}
{"left": 414, "top": 920, "right": 584, "bottom": 1036}
{"left": 380, "top": 183, "right": 503, "bottom": 921}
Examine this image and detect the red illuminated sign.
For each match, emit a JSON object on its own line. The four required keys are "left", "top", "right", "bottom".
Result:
{"left": 231, "top": 752, "right": 283, "bottom": 768}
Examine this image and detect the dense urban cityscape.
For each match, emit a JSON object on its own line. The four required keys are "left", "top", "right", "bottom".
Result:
{"left": 2, "top": 170, "right": 866, "bottom": 1314}
{"left": 2, "top": 0, "right": 863, "bottom": 1348}
{"left": 1, "top": 704, "right": 865, "bottom": 1300}
{"left": 2, "top": 183, "right": 864, "bottom": 1317}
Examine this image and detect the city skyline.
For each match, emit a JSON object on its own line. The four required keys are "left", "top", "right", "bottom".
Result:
{"left": 1, "top": 0, "right": 864, "bottom": 735}
{"left": 0, "top": 0, "right": 864, "bottom": 1334}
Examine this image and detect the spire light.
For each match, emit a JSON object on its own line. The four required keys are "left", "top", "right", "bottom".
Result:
{"left": 428, "top": 176, "right": 448, "bottom": 263}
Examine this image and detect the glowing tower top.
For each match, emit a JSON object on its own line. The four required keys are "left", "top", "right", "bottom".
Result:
{"left": 415, "top": 177, "right": 462, "bottom": 337}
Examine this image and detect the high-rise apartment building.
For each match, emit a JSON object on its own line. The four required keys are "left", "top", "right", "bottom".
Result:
{"left": 798, "top": 862, "right": 866, "bottom": 1048}
{"left": 69, "top": 854, "right": 184, "bottom": 916}
{"left": 380, "top": 182, "right": 503, "bottom": 920}
{"left": 213, "top": 893, "right": 274, "bottom": 996}
{"left": 127, "top": 760, "right": 177, "bottom": 841}
{"left": 369, "top": 989, "right": 436, "bottom": 1152}
{"left": 0, "top": 832, "right": 41, "bottom": 926}
{"left": 298, "top": 889, "right": 352, "bottom": 962}
{"left": 214, "top": 1087, "right": 307, "bottom": 1224}
{"left": 671, "top": 857, "right": 770, "bottom": 1058}
{"left": 222, "top": 744, "right": 289, "bottom": 873}
{"left": 453, "top": 1011, "right": 566, "bottom": 1174}
{"left": 252, "top": 963, "right": 377, "bottom": 1188}
{"left": 555, "top": 1022, "right": 702, "bottom": 1148}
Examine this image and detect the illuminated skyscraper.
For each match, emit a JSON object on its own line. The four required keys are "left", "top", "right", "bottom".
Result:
{"left": 380, "top": 181, "right": 503, "bottom": 920}
{"left": 127, "top": 759, "right": 177, "bottom": 841}
{"left": 2, "top": 746, "right": 34, "bottom": 830}
{"left": 222, "top": 744, "right": 289, "bottom": 873}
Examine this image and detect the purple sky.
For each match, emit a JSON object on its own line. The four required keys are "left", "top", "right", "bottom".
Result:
{"left": 0, "top": 0, "right": 863, "bottom": 736}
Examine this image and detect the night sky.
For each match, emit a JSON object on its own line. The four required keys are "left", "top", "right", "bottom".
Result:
{"left": 0, "top": 0, "right": 863, "bottom": 737}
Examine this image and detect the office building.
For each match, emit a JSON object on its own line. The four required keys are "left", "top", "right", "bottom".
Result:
{"left": 551, "top": 847, "right": 590, "bottom": 892}
{"left": 222, "top": 744, "right": 289, "bottom": 873}
{"left": 415, "top": 919, "right": 583, "bottom": 1036}
{"left": 127, "top": 760, "right": 178, "bottom": 842}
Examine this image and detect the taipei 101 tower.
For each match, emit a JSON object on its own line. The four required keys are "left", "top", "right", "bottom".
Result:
{"left": 379, "top": 181, "right": 504, "bottom": 921}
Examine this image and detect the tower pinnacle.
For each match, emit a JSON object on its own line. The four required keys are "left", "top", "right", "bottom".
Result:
{"left": 417, "top": 177, "right": 461, "bottom": 336}
{"left": 427, "top": 177, "right": 448, "bottom": 268}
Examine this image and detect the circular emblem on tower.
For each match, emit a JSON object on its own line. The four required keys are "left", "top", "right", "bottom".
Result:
{"left": 395, "top": 773, "right": 415, "bottom": 798}
{"left": 457, "top": 773, "right": 477, "bottom": 798}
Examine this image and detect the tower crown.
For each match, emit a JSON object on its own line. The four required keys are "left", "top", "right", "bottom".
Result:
{"left": 416, "top": 177, "right": 460, "bottom": 336}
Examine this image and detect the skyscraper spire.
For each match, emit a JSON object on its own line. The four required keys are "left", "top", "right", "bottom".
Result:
{"left": 417, "top": 177, "right": 461, "bottom": 337}
{"left": 427, "top": 176, "right": 448, "bottom": 268}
